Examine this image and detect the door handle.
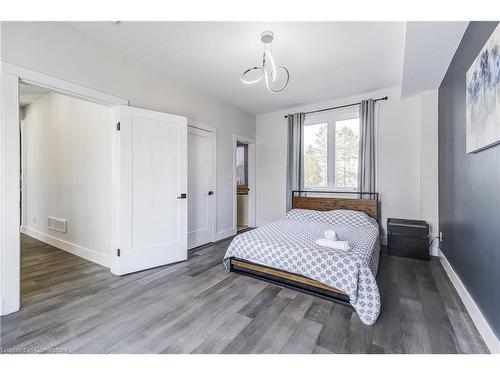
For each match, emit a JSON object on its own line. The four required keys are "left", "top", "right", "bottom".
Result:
{"left": 177, "top": 193, "right": 187, "bottom": 199}
{"left": 208, "top": 191, "right": 214, "bottom": 196}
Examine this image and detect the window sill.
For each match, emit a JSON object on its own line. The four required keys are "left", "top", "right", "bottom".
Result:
{"left": 302, "top": 187, "right": 358, "bottom": 192}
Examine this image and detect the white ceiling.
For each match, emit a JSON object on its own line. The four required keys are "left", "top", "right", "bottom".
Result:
{"left": 70, "top": 22, "right": 405, "bottom": 115}
{"left": 68, "top": 22, "right": 467, "bottom": 115}
{"left": 401, "top": 22, "right": 468, "bottom": 97}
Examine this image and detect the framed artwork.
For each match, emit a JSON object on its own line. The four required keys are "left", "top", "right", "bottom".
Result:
{"left": 466, "top": 23, "right": 500, "bottom": 153}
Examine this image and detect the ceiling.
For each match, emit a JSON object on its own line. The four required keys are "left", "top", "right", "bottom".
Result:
{"left": 70, "top": 22, "right": 405, "bottom": 115}
{"left": 401, "top": 22, "right": 469, "bottom": 97}
{"left": 68, "top": 22, "right": 467, "bottom": 115}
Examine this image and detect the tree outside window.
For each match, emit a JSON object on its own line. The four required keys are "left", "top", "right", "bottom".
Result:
{"left": 303, "top": 116, "right": 359, "bottom": 190}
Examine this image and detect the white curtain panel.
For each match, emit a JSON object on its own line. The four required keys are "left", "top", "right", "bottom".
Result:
{"left": 359, "top": 99, "right": 376, "bottom": 195}
{"left": 286, "top": 112, "right": 305, "bottom": 211}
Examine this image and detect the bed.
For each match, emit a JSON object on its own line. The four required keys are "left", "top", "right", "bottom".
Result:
{"left": 223, "top": 191, "right": 381, "bottom": 325}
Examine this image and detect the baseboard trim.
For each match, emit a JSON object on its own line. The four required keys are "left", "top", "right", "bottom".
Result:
{"left": 21, "top": 226, "right": 110, "bottom": 268}
{"left": 438, "top": 249, "right": 500, "bottom": 353}
{"left": 215, "top": 227, "right": 236, "bottom": 242}
{"left": 430, "top": 241, "right": 440, "bottom": 257}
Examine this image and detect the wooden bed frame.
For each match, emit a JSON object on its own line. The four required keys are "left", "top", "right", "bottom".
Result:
{"left": 229, "top": 190, "right": 379, "bottom": 306}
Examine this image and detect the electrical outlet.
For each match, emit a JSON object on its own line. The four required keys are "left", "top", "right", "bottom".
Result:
{"left": 439, "top": 231, "right": 443, "bottom": 242}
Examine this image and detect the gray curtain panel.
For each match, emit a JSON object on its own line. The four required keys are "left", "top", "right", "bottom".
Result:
{"left": 359, "top": 99, "right": 376, "bottom": 195}
{"left": 286, "top": 112, "right": 305, "bottom": 211}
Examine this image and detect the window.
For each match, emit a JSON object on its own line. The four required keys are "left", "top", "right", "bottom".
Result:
{"left": 303, "top": 112, "right": 360, "bottom": 190}
{"left": 236, "top": 142, "right": 248, "bottom": 194}
{"left": 303, "top": 123, "right": 328, "bottom": 188}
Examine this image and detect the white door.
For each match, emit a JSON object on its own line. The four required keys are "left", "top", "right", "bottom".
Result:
{"left": 187, "top": 127, "right": 215, "bottom": 249}
{"left": 112, "top": 105, "right": 187, "bottom": 275}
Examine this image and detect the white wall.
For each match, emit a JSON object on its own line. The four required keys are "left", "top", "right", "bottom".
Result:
{"left": 1, "top": 21, "right": 255, "bottom": 239}
{"left": 237, "top": 194, "right": 249, "bottom": 226}
{"left": 419, "top": 90, "right": 439, "bottom": 253}
{"left": 21, "top": 92, "right": 111, "bottom": 266}
{"left": 256, "top": 86, "right": 439, "bottom": 252}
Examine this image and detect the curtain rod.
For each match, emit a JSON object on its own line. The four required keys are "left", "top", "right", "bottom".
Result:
{"left": 284, "top": 96, "right": 388, "bottom": 118}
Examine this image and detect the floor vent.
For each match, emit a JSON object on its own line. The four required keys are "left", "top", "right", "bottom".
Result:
{"left": 48, "top": 217, "right": 67, "bottom": 233}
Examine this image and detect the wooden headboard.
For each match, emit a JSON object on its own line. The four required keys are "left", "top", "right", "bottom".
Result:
{"left": 292, "top": 192, "right": 379, "bottom": 221}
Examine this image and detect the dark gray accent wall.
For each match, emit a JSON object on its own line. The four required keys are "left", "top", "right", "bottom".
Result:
{"left": 439, "top": 21, "right": 500, "bottom": 340}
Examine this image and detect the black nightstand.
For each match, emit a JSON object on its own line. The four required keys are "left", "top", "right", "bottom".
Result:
{"left": 387, "top": 218, "right": 430, "bottom": 261}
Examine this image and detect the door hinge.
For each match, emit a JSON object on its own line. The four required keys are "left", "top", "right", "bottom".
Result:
{"left": 117, "top": 248, "right": 121, "bottom": 257}
{"left": 116, "top": 121, "right": 121, "bottom": 131}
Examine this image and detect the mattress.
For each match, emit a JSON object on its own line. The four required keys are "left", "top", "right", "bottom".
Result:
{"left": 223, "top": 209, "right": 381, "bottom": 325}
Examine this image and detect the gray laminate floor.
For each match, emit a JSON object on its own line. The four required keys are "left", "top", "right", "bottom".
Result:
{"left": 0, "top": 234, "right": 489, "bottom": 354}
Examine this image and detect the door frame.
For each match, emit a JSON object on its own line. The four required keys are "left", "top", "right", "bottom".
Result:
{"left": 232, "top": 134, "right": 256, "bottom": 232}
{"left": 0, "top": 62, "right": 128, "bottom": 315}
{"left": 187, "top": 121, "right": 217, "bottom": 248}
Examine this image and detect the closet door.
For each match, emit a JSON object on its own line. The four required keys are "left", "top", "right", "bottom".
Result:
{"left": 187, "top": 126, "right": 215, "bottom": 249}
{"left": 112, "top": 105, "right": 187, "bottom": 275}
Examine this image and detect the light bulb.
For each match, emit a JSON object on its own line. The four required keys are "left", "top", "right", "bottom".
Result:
{"left": 241, "top": 67, "right": 264, "bottom": 85}
{"left": 264, "top": 50, "right": 277, "bottom": 82}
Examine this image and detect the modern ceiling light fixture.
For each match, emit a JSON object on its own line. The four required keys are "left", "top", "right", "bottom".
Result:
{"left": 241, "top": 31, "right": 290, "bottom": 93}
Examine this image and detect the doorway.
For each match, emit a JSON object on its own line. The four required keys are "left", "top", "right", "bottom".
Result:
{"left": 16, "top": 82, "right": 117, "bottom": 309}
{"left": 1, "top": 65, "right": 129, "bottom": 315}
{"left": 1, "top": 63, "right": 189, "bottom": 315}
{"left": 236, "top": 142, "right": 250, "bottom": 232}
{"left": 233, "top": 135, "right": 256, "bottom": 234}
{"left": 187, "top": 125, "right": 216, "bottom": 249}
{"left": 19, "top": 82, "right": 112, "bottom": 268}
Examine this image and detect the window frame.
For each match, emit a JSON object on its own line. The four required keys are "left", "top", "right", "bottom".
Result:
{"left": 236, "top": 142, "right": 249, "bottom": 194}
{"left": 301, "top": 107, "right": 360, "bottom": 192}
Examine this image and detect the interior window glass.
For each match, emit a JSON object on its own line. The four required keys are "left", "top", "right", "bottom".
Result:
{"left": 334, "top": 118, "right": 359, "bottom": 189}
{"left": 303, "top": 123, "right": 328, "bottom": 188}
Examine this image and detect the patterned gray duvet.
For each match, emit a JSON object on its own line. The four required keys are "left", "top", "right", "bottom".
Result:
{"left": 223, "top": 209, "right": 380, "bottom": 325}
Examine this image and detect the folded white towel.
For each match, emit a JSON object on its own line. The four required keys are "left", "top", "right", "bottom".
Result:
{"left": 315, "top": 238, "right": 352, "bottom": 251}
{"left": 324, "top": 230, "right": 339, "bottom": 241}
